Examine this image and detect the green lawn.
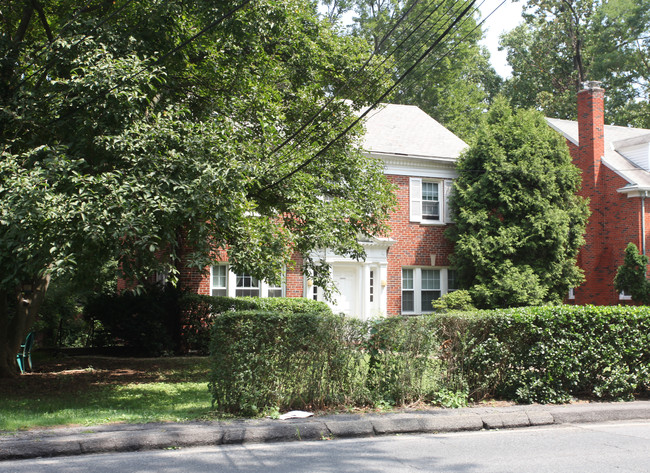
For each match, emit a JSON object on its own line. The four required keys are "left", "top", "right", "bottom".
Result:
{"left": 0, "top": 356, "right": 214, "bottom": 431}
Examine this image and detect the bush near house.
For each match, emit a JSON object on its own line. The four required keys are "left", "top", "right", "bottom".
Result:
{"left": 208, "top": 305, "right": 650, "bottom": 415}
{"left": 180, "top": 294, "right": 331, "bottom": 354}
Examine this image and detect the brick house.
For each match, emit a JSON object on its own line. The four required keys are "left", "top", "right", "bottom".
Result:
{"left": 180, "top": 103, "right": 467, "bottom": 317}
{"left": 546, "top": 82, "right": 650, "bottom": 305}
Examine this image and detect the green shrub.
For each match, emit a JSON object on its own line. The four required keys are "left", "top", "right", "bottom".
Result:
{"left": 454, "top": 306, "right": 650, "bottom": 403}
{"left": 179, "top": 294, "right": 330, "bottom": 354}
{"left": 208, "top": 310, "right": 368, "bottom": 415}
{"left": 431, "top": 290, "right": 475, "bottom": 312}
{"left": 207, "top": 304, "right": 650, "bottom": 415}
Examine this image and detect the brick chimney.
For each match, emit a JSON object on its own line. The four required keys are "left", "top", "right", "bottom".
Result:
{"left": 577, "top": 81, "right": 605, "bottom": 187}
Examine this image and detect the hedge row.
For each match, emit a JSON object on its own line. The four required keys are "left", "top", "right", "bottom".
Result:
{"left": 180, "top": 294, "right": 331, "bottom": 354}
{"left": 208, "top": 305, "right": 650, "bottom": 414}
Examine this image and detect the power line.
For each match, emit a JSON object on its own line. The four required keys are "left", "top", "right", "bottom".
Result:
{"left": 268, "top": 0, "right": 485, "bottom": 174}
{"left": 256, "top": 0, "right": 480, "bottom": 195}
{"left": 268, "top": 0, "right": 465, "bottom": 169}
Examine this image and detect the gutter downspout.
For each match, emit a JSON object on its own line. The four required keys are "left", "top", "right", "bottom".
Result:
{"left": 643, "top": 193, "right": 647, "bottom": 256}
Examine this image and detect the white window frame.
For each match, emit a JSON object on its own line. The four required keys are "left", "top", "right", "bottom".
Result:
{"left": 401, "top": 267, "right": 455, "bottom": 314}
{"left": 210, "top": 265, "right": 228, "bottom": 297}
{"left": 619, "top": 290, "right": 632, "bottom": 301}
{"left": 568, "top": 288, "right": 576, "bottom": 300}
{"left": 409, "top": 177, "right": 454, "bottom": 224}
{"left": 210, "top": 265, "right": 285, "bottom": 298}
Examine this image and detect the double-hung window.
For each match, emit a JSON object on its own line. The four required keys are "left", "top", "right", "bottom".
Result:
{"left": 421, "top": 182, "right": 440, "bottom": 220}
{"left": 211, "top": 265, "right": 228, "bottom": 296}
{"left": 210, "top": 265, "right": 284, "bottom": 298}
{"left": 409, "top": 177, "right": 453, "bottom": 224}
{"left": 402, "top": 267, "right": 454, "bottom": 313}
{"left": 236, "top": 274, "right": 259, "bottom": 297}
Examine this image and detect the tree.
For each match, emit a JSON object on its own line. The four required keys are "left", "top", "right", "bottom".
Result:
{"left": 614, "top": 243, "right": 650, "bottom": 303}
{"left": 500, "top": 0, "right": 650, "bottom": 127}
{"left": 345, "top": 0, "right": 501, "bottom": 140}
{"left": 0, "top": 0, "right": 396, "bottom": 377}
{"left": 446, "top": 97, "right": 589, "bottom": 308}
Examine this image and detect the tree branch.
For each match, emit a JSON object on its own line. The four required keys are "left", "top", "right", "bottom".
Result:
{"left": 31, "top": 0, "right": 54, "bottom": 42}
{"left": 12, "top": 2, "right": 34, "bottom": 44}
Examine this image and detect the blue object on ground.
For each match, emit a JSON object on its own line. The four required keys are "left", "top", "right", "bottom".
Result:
{"left": 16, "top": 332, "right": 34, "bottom": 374}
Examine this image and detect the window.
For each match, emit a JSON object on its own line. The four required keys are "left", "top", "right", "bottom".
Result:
{"left": 369, "top": 270, "right": 375, "bottom": 303}
{"left": 421, "top": 182, "right": 440, "bottom": 220}
{"left": 402, "top": 267, "right": 454, "bottom": 313}
{"left": 568, "top": 288, "right": 575, "bottom": 300}
{"left": 210, "top": 265, "right": 284, "bottom": 298}
{"left": 409, "top": 178, "right": 453, "bottom": 224}
{"left": 447, "top": 270, "right": 457, "bottom": 292}
{"left": 211, "top": 265, "right": 227, "bottom": 296}
{"left": 236, "top": 273, "right": 260, "bottom": 297}
{"left": 421, "top": 269, "right": 441, "bottom": 309}
{"left": 619, "top": 290, "right": 632, "bottom": 301}
{"left": 402, "top": 269, "right": 414, "bottom": 312}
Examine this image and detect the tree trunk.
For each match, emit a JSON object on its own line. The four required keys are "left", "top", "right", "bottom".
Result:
{"left": 0, "top": 274, "right": 50, "bottom": 378}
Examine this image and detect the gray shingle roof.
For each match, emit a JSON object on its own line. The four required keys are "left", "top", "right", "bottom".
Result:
{"left": 361, "top": 103, "right": 467, "bottom": 160}
{"left": 546, "top": 117, "right": 650, "bottom": 189}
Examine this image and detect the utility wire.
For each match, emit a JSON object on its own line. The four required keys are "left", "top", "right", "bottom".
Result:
{"left": 256, "top": 0, "right": 479, "bottom": 195}
{"left": 269, "top": 0, "right": 479, "bottom": 171}
{"left": 266, "top": 0, "right": 424, "bottom": 158}
{"left": 268, "top": 0, "right": 460, "bottom": 168}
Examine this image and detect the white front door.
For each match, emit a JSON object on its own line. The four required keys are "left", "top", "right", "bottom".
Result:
{"left": 332, "top": 266, "right": 358, "bottom": 315}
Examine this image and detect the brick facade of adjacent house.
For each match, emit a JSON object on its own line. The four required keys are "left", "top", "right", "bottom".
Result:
{"left": 557, "top": 86, "right": 650, "bottom": 305}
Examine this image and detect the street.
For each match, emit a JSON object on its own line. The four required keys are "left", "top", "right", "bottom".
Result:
{"left": 2, "top": 420, "right": 649, "bottom": 472}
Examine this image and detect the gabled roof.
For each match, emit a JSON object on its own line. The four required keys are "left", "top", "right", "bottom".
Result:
{"left": 546, "top": 117, "right": 650, "bottom": 190}
{"left": 361, "top": 103, "right": 467, "bottom": 161}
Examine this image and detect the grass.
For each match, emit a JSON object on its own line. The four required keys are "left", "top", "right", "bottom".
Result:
{"left": 0, "top": 355, "right": 214, "bottom": 431}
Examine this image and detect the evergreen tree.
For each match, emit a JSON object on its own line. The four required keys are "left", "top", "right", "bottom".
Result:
{"left": 447, "top": 97, "right": 589, "bottom": 308}
{"left": 614, "top": 243, "right": 650, "bottom": 303}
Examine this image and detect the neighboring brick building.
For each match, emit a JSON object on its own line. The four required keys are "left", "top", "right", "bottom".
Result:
{"left": 182, "top": 103, "right": 467, "bottom": 317}
{"left": 547, "top": 82, "right": 650, "bottom": 305}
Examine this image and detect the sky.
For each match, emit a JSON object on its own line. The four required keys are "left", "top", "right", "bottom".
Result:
{"left": 478, "top": 0, "right": 525, "bottom": 78}
{"left": 322, "top": 0, "right": 525, "bottom": 79}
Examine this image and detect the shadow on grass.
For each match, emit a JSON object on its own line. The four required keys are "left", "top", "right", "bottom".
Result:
{"left": 0, "top": 355, "right": 214, "bottom": 431}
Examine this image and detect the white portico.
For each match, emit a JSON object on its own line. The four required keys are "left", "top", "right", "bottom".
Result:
{"left": 306, "top": 237, "right": 394, "bottom": 320}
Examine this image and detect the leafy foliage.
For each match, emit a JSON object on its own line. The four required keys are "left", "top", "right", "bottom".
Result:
{"left": 0, "top": 0, "right": 396, "bottom": 375}
{"left": 447, "top": 98, "right": 589, "bottom": 308}
{"left": 614, "top": 243, "right": 650, "bottom": 303}
{"left": 180, "top": 294, "right": 332, "bottom": 354}
{"left": 500, "top": 0, "right": 650, "bottom": 127}
{"left": 208, "top": 305, "right": 650, "bottom": 414}
{"left": 457, "top": 306, "right": 650, "bottom": 403}
{"left": 346, "top": 0, "right": 501, "bottom": 140}
{"left": 431, "top": 289, "right": 475, "bottom": 312}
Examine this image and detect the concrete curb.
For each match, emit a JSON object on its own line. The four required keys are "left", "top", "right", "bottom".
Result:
{"left": 2, "top": 401, "right": 650, "bottom": 461}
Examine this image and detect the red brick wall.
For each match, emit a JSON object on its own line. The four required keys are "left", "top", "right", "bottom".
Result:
{"left": 570, "top": 87, "right": 643, "bottom": 305}
{"left": 385, "top": 174, "right": 454, "bottom": 315}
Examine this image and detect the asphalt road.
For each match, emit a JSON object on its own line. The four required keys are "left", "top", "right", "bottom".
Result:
{"left": 3, "top": 420, "right": 650, "bottom": 473}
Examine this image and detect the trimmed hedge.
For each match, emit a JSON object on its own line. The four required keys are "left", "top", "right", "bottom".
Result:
{"left": 208, "top": 305, "right": 650, "bottom": 414}
{"left": 180, "top": 294, "right": 331, "bottom": 354}
{"left": 455, "top": 305, "right": 650, "bottom": 403}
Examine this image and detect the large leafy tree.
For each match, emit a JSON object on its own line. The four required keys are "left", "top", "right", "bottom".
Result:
{"left": 500, "top": 0, "right": 650, "bottom": 127}
{"left": 447, "top": 97, "right": 589, "bottom": 308}
{"left": 344, "top": 0, "right": 501, "bottom": 140}
{"left": 0, "top": 0, "right": 396, "bottom": 377}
